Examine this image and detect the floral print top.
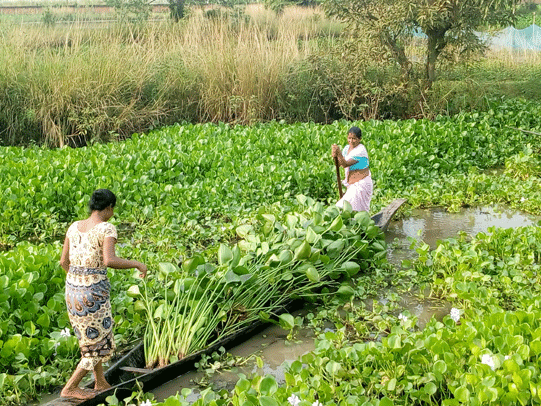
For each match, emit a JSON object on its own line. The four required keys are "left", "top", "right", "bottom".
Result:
{"left": 66, "top": 221, "right": 117, "bottom": 269}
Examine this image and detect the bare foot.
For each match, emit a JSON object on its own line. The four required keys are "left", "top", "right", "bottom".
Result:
{"left": 94, "top": 382, "right": 112, "bottom": 392}
{"left": 60, "top": 387, "right": 96, "bottom": 400}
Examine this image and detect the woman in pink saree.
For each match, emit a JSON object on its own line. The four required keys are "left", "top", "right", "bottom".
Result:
{"left": 331, "top": 126, "right": 373, "bottom": 212}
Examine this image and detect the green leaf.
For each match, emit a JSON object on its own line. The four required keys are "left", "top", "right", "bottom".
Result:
{"left": 0, "top": 276, "right": 8, "bottom": 289}
{"left": 218, "top": 244, "right": 233, "bottom": 266}
{"left": 379, "top": 397, "right": 394, "bottom": 406}
{"left": 233, "top": 266, "right": 250, "bottom": 275}
{"left": 259, "top": 376, "right": 278, "bottom": 396}
{"left": 387, "top": 334, "right": 402, "bottom": 349}
{"left": 329, "top": 215, "right": 343, "bottom": 232}
{"left": 305, "top": 266, "right": 320, "bottom": 282}
{"left": 231, "top": 245, "right": 241, "bottom": 267}
{"left": 294, "top": 240, "right": 312, "bottom": 261}
{"left": 365, "top": 225, "right": 381, "bottom": 239}
{"left": 105, "top": 394, "right": 119, "bottom": 405}
{"left": 127, "top": 285, "right": 141, "bottom": 298}
{"left": 530, "top": 339, "right": 541, "bottom": 356}
{"left": 235, "top": 378, "right": 251, "bottom": 395}
{"left": 154, "top": 304, "right": 165, "bottom": 319}
{"left": 134, "top": 300, "right": 146, "bottom": 312}
{"left": 24, "top": 321, "right": 36, "bottom": 336}
{"left": 454, "top": 386, "right": 470, "bottom": 403}
{"left": 342, "top": 261, "right": 360, "bottom": 276}
{"left": 286, "top": 214, "right": 298, "bottom": 229}
{"left": 517, "top": 344, "right": 530, "bottom": 359}
{"left": 236, "top": 225, "right": 253, "bottom": 239}
{"left": 225, "top": 270, "right": 242, "bottom": 284}
{"left": 259, "top": 396, "right": 279, "bottom": 406}
{"left": 326, "top": 239, "right": 345, "bottom": 258}
{"left": 261, "top": 214, "right": 275, "bottom": 224}
{"left": 278, "top": 314, "right": 295, "bottom": 330}
{"left": 182, "top": 256, "right": 204, "bottom": 273}
{"left": 424, "top": 382, "right": 437, "bottom": 396}
{"left": 336, "top": 285, "right": 355, "bottom": 298}
{"left": 159, "top": 262, "right": 178, "bottom": 275}
{"left": 256, "top": 356, "right": 264, "bottom": 369}
{"left": 164, "top": 397, "right": 182, "bottom": 406}
{"left": 306, "top": 227, "right": 319, "bottom": 244}
{"left": 433, "top": 359, "right": 447, "bottom": 375}
{"left": 279, "top": 250, "right": 293, "bottom": 264}
{"left": 36, "top": 313, "right": 50, "bottom": 329}
{"left": 325, "top": 360, "right": 343, "bottom": 376}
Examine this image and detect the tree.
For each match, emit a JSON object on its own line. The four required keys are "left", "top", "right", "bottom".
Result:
{"left": 264, "top": 0, "right": 321, "bottom": 15}
{"left": 105, "top": 0, "right": 152, "bottom": 24}
{"left": 169, "top": 0, "right": 186, "bottom": 22}
{"left": 322, "top": 0, "right": 519, "bottom": 87}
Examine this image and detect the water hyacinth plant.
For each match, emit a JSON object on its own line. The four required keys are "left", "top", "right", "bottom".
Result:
{"left": 1, "top": 98, "right": 540, "bottom": 405}
{"left": 138, "top": 224, "right": 541, "bottom": 406}
{"left": 138, "top": 199, "right": 387, "bottom": 369}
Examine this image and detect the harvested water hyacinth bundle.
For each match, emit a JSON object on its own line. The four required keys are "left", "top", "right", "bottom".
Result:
{"left": 138, "top": 199, "right": 387, "bottom": 369}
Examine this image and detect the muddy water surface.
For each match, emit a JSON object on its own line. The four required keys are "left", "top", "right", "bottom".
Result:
{"left": 385, "top": 206, "right": 540, "bottom": 265}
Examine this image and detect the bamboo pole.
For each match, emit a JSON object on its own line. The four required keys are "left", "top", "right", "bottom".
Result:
{"left": 334, "top": 157, "right": 344, "bottom": 199}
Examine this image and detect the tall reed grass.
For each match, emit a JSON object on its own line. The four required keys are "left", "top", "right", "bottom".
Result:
{"left": 0, "top": 5, "right": 339, "bottom": 146}
{"left": 1, "top": 4, "right": 540, "bottom": 146}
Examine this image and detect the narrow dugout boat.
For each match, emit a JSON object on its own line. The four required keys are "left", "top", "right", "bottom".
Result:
{"left": 45, "top": 198, "right": 407, "bottom": 406}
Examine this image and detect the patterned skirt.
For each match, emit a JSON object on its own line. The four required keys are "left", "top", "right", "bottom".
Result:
{"left": 336, "top": 176, "right": 373, "bottom": 212}
{"left": 65, "top": 266, "right": 116, "bottom": 370}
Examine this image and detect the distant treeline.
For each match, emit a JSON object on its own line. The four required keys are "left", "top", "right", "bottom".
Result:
{"left": 1, "top": 4, "right": 540, "bottom": 147}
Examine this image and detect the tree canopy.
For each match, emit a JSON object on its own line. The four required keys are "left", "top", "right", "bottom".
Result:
{"left": 322, "top": 0, "right": 519, "bottom": 85}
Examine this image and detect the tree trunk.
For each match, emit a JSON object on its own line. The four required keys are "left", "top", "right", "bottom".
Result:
{"left": 425, "top": 33, "right": 439, "bottom": 88}
{"left": 381, "top": 32, "right": 412, "bottom": 80}
{"left": 425, "top": 25, "right": 450, "bottom": 88}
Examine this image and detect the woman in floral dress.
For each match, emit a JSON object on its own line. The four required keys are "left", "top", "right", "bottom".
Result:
{"left": 59, "top": 189, "right": 147, "bottom": 400}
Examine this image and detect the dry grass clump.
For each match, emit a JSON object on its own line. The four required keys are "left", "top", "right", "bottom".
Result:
{"left": 0, "top": 6, "right": 333, "bottom": 146}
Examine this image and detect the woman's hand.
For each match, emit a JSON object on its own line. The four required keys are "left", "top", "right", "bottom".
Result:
{"left": 137, "top": 263, "right": 148, "bottom": 278}
{"left": 104, "top": 237, "right": 148, "bottom": 278}
{"left": 331, "top": 144, "right": 340, "bottom": 158}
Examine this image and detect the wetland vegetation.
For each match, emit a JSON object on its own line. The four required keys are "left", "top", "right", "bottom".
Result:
{"left": 1, "top": 1, "right": 541, "bottom": 405}
{"left": 0, "top": 98, "right": 540, "bottom": 405}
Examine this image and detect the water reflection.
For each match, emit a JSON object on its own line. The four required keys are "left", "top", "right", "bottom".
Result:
{"left": 386, "top": 206, "right": 540, "bottom": 265}
{"left": 150, "top": 322, "right": 316, "bottom": 402}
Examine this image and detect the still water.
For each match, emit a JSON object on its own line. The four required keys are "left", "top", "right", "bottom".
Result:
{"left": 385, "top": 206, "right": 540, "bottom": 265}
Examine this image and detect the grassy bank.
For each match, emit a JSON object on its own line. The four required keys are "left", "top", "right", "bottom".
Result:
{"left": 0, "top": 5, "right": 540, "bottom": 146}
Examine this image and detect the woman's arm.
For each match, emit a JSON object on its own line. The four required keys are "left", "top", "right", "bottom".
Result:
{"left": 335, "top": 151, "right": 358, "bottom": 168}
{"left": 103, "top": 236, "right": 147, "bottom": 278}
{"left": 332, "top": 144, "right": 357, "bottom": 168}
{"left": 60, "top": 236, "right": 70, "bottom": 272}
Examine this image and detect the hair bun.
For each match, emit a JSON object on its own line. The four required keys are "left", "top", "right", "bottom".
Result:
{"left": 89, "top": 189, "right": 117, "bottom": 212}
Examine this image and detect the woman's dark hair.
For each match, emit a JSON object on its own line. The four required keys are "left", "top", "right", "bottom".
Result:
{"left": 348, "top": 126, "right": 362, "bottom": 139}
{"left": 89, "top": 189, "right": 116, "bottom": 212}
